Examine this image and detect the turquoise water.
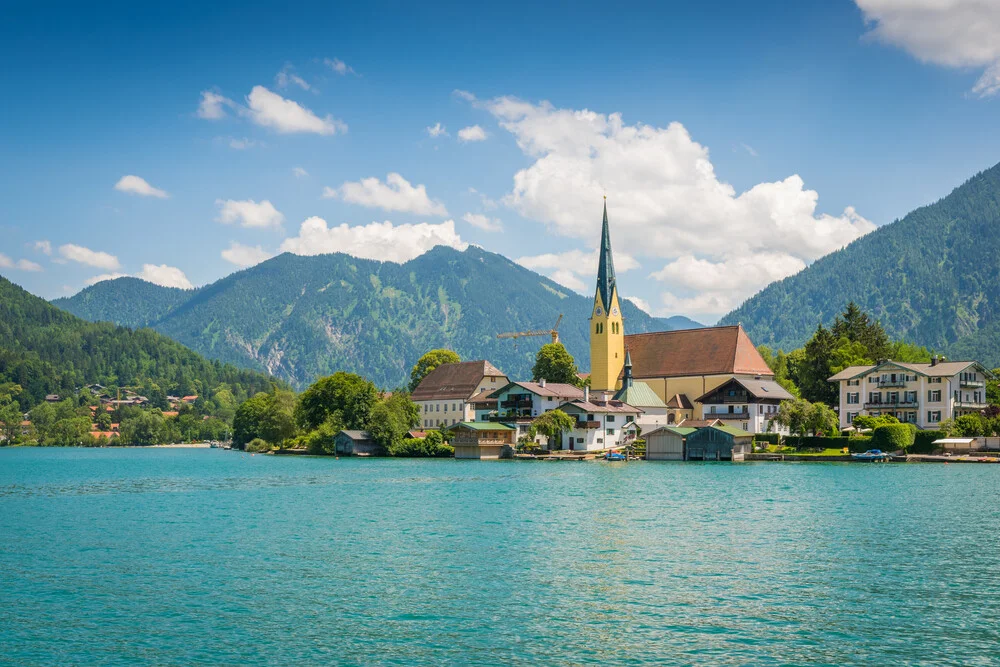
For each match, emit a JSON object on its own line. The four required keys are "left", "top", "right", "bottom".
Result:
{"left": 2, "top": 449, "right": 999, "bottom": 666}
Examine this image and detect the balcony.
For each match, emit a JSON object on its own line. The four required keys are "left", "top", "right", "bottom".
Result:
{"left": 955, "top": 401, "right": 988, "bottom": 410}
{"left": 500, "top": 398, "right": 532, "bottom": 409}
{"left": 960, "top": 380, "right": 986, "bottom": 389}
{"left": 877, "top": 379, "right": 908, "bottom": 388}
{"left": 576, "top": 420, "right": 601, "bottom": 429}
{"left": 708, "top": 411, "right": 750, "bottom": 419}
{"left": 864, "top": 400, "right": 919, "bottom": 409}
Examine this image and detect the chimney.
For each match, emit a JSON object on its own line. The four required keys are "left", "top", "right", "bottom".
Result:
{"left": 584, "top": 386, "right": 590, "bottom": 404}
{"left": 931, "top": 355, "right": 938, "bottom": 367}
{"left": 539, "top": 378, "right": 546, "bottom": 387}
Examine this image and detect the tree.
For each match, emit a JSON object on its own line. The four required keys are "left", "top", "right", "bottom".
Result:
{"left": 527, "top": 409, "right": 575, "bottom": 446}
{"left": 805, "top": 402, "right": 839, "bottom": 437}
{"left": 832, "top": 301, "right": 891, "bottom": 361}
{"left": 296, "top": 372, "right": 377, "bottom": 432}
{"left": 790, "top": 324, "right": 839, "bottom": 404}
{"left": 532, "top": 343, "right": 581, "bottom": 386}
{"left": 233, "top": 390, "right": 297, "bottom": 449}
{"left": 852, "top": 414, "right": 898, "bottom": 431}
{"left": 366, "top": 393, "right": 419, "bottom": 452}
{"left": 409, "top": 349, "right": 461, "bottom": 392}
{"left": 954, "top": 413, "right": 987, "bottom": 437}
{"left": 774, "top": 399, "right": 837, "bottom": 438}
{"left": 757, "top": 346, "right": 800, "bottom": 397}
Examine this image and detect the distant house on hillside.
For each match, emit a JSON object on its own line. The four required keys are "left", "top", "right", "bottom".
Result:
{"left": 44, "top": 394, "right": 60, "bottom": 402}
{"left": 411, "top": 360, "right": 509, "bottom": 429}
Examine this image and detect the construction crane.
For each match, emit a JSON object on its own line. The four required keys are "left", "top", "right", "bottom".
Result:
{"left": 497, "top": 314, "right": 563, "bottom": 345}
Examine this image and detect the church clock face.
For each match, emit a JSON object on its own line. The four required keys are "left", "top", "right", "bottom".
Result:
{"left": 595, "top": 307, "right": 604, "bottom": 316}
{"left": 611, "top": 307, "right": 619, "bottom": 316}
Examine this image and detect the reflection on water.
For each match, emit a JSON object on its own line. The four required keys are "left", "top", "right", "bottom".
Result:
{"left": 1, "top": 448, "right": 998, "bottom": 666}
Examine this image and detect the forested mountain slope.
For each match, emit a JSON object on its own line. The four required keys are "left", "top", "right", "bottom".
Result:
{"left": 719, "top": 161, "right": 1000, "bottom": 366}
{"left": 55, "top": 246, "right": 701, "bottom": 388}
{"left": 0, "top": 275, "right": 277, "bottom": 409}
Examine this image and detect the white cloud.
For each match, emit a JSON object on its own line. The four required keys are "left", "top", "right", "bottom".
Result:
{"left": 137, "top": 264, "right": 194, "bottom": 289}
{"left": 324, "top": 58, "right": 355, "bottom": 76}
{"left": 426, "top": 122, "right": 448, "bottom": 137}
{"left": 114, "top": 175, "right": 168, "bottom": 198}
{"left": 197, "top": 91, "right": 236, "bottom": 119}
{"left": 221, "top": 241, "right": 273, "bottom": 268}
{"left": 453, "top": 89, "right": 476, "bottom": 102}
{"left": 215, "top": 199, "right": 285, "bottom": 229}
{"left": 279, "top": 217, "right": 467, "bottom": 263}
{"left": 229, "top": 137, "right": 258, "bottom": 150}
{"left": 85, "top": 273, "right": 128, "bottom": 286}
{"left": 739, "top": 142, "right": 758, "bottom": 157}
{"left": 58, "top": 244, "right": 121, "bottom": 270}
{"left": 468, "top": 187, "right": 499, "bottom": 210}
{"left": 461, "top": 212, "right": 503, "bottom": 232}
{"left": 625, "top": 296, "right": 651, "bottom": 315}
{"left": 458, "top": 125, "right": 487, "bottom": 142}
{"left": 516, "top": 248, "right": 640, "bottom": 294}
{"left": 855, "top": 0, "right": 1000, "bottom": 97}
{"left": 245, "top": 86, "right": 346, "bottom": 135}
{"left": 33, "top": 240, "right": 52, "bottom": 255}
{"left": 479, "top": 96, "right": 874, "bottom": 321}
{"left": 276, "top": 65, "right": 311, "bottom": 91}
{"left": 293, "top": 167, "right": 309, "bottom": 178}
{"left": 0, "top": 254, "right": 42, "bottom": 272}
{"left": 325, "top": 173, "right": 448, "bottom": 216}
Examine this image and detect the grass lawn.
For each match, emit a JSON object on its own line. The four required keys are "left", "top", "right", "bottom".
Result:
{"left": 761, "top": 445, "right": 850, "bottom": 457}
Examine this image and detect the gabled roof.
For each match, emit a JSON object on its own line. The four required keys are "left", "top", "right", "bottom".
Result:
{"left": 677, "top": 418, "right": 723, "bottom": 429}
{"left": 614, "top": 381, "right": 666, "bottom": 408}
{"left": 337, "top": 430, "right": 372, "bottom": 441}
{"left": 827, "top": 359, "right": 996, "bottom": 382}
{"left": 665, "top": 393, "right": 693, "bottom": 410}
{"left": 411, "top": 360, "right": 507, "bottom": 401}
{"left": 695, "top": 377, "right": 795, "bottom": 403}
{"left": 488, "top": 381, "right": 584, "bottom": 400}
{"left": 558, "top": 399, "right": 641, "bottom": 414}
{"left": 644, "top": 425, "right": 696, "bottom": 437}
{"left": 711, "top": 424, "right": 753, "bottom": 437}
{"left": 623, "top": 325, "right": 774, "bottom": 379}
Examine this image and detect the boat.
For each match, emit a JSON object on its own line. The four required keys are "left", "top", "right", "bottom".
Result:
{"left": 604, "top": 450, "right": 627, "bottom": 462}
{"left": 851, "top": 449, "right": 891, "bottom": 462}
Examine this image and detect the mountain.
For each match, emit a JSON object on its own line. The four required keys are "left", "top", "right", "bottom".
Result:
{"left": 54, "top": 246, "right": 703, "bottom": 388}
{"left": 1, "top": 275, "right": 277, "bottom": 409}
{"left": 719, "top": 161, "right": 1000, "bottom": 367}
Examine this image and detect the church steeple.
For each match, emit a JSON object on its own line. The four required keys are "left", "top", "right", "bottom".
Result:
{"left": 596, "top": 197, "right": 617, "bottom": 311}
{"left": 622, "top": 349, "right": 633, "bottom": 389}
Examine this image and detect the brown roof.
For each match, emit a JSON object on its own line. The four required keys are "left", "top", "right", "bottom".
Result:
{"left": 827, "top": 360, "right": 995, "bottom": 382}
{"left": 623, "top": 325, "right": 774, "bottom": 379}
{"left": 490, "top": 381, "right": 584, "bottom": 400}
{"left": 677, "top": 418, "right": 723, "bottom": 429}
{"left": 559, "top": 399, "right": 641, "bottom": 414}
{"left": 665, "top": 393, "right": 694, "bottom": 410}
{"left": 411, "top": 360, "right": 507, "bottom": 402}
{"left": 695, "top": 377, "right": 795, "bottom": 403}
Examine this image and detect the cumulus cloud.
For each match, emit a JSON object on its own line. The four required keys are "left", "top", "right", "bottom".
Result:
{"left": 197, "top": 91, "right": 236, "bottom": 119}
{"left": 85, "top": 273, "right": 129, "bottom": 286}
{"left": 215, "top": 199, "right": 285, "bottom": 229}
{"left": 324, "top": 173, "right": 448, "bottom": 216}
{"left": 855, "top": 0, "right": 1000, "bottom": 97}
{"left": 279, "top": 217, "right": 467, "bottom": 263}
{"left": 293, "top": 167, "right": 309, "bottom": 178}
{"left": 245, "top": 86, "right": 346, "bottom": 135}
{"left": 461, "top": 212, "right": 503, "bottom": 232}
{"left": 114, "top": 175, "right": 168, "bottom": 198}
{"left": 458, "top": 125, "right": 487, "bottom": 142}
{"left": 625, "top": 296, "right": 651, "bottom": 314}
{"left": 426, "top": 122, "right": 448, "bottom": 137}
{"left": 58, "top": 244, "right": 121, "bottom": 270}
{"left": 0, "top": 254, "right": 42, "bottom": 272}
{"left": 478, "top": 95, "right": 874, "bottom": 321}
{"left": 137, "top": 264, "right": 194, "bottom": 289}
{"left": 324, "top": 58, "right": 356, "bottom": 75}
{"left": 516, "top": 248, "right": 640, "bottom": 294}
{"left": 221, "top": 241, "right": 273, "bottom": 268}
{"left": 33, "top": 240, "right": 52, "bottom": 255}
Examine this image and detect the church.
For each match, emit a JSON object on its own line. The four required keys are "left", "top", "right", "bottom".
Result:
{"left": 589, "top": 200, "right": 784, "bottom": 433}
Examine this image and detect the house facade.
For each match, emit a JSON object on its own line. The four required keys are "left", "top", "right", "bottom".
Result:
{"left": 695, "top": 377, "right": 793, "bottom": 434}
{"left": 554, "top": 389, "right": 641, "bottom": 451}
{"left": 411, "top": 360, "right": 508, "bottom": 429}
{"left": 827, "top": 358, "right": 995, "bottom": 430}
{"left": 489, "top": 380, "right": 585, "bottom": 440}
{"left": 644, "top": 425, "right": 695, "bottom": 461}
{"left": 449, "top": 422, "right": 515, "bottom": 459}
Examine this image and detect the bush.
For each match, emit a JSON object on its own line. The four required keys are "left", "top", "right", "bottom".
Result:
{"left": 753, "top": 433, "right": 781, "bottom": 445}
{"left": 870, "top": 424, "right": 915, "bottom": 452}
{"left": 246, "top": 437, "right": 271, "bottom": 453}
{"left": 389, "top": 437, "right": 453, "bottom": 458}
{"left": 910, "top": 430, "right": 946, "bottom": 454}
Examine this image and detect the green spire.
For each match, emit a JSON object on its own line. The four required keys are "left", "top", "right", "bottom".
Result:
{"left": 623, "top": 349, "right": 633, "bottom": 388}
{"left": 596, "top": 198, "right": 616, "bottom": 311}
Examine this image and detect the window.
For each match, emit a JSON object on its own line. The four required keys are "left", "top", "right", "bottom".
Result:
{"left": 759, "top": 405, "right": 764, "bottom": 415}
{"left": 847, "top": 379, "right": 860, "bottom": 386}
{"left": 846, "top": 411, "right": 857, "bottom": 423}
{"left": 928, "top": 390, "right": 941, "bottom": 402}
{"left": 847, "top": 392, "right": 859, "bottom": 405}
{"left": 436, "top": 404, "right": 440, "bottom": 412}
{"left": 927, "top": 410, "right": 941, "bottom": 423}
{"left": 587, "top": 414, "right": 594, "bottom": 421}
{"left": 596, "top": 323, "right": 603, "bottom": 334}
{"left": 547, "top": 396, "right": 553, "bottom": 401}
{"left": 597, "top": 437, "right": 604, "bottom": 444}
{"left": 606, "top": 428, "right": 614, "bottom": 435}
{"left": 607, "top": 415, "right": 615, "bottom": 423}
{"left": 742, "top": 423, "right": 748, "bottom": 431}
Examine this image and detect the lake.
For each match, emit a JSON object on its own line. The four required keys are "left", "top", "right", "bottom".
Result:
{"left": 1, "top": 448, "right": 998, "bottom": 666}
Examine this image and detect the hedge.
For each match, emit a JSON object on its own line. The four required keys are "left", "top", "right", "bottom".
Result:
{"left": 871, "top": 424, "right": 916, "bottom": 452}
{"left": 753, "top": 433, "right": 781, "bottom": 445}
{"left": 910, "top": 430, "right": 946, "bottom": 454}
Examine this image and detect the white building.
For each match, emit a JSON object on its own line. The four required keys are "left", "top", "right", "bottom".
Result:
{"left": 411, "top": 360, "right": 508, "bottom": 429}
{"left": 488, "top": 379, "right": 584, "bottom": 440}
{"left": 827, "top": 358, "right": 995, "bottom": 430}
{"left": 694, "top": 376, "right": 794, "bottom": 434}
{"left": 554, "top": 388, "right": 642, "bottom": 451}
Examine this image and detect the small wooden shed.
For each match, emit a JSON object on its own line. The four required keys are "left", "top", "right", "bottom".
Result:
{"left": 684, "top": 425, "right": 753, "bottom": 461}
{"left": 644, "top": 426, "right": 695, "bottom": 461}
{"left": 449, "top": 422, "right": 515, "bottom": 459}
{"left": 334, "top": 430, "right": 384, "bottom": 456}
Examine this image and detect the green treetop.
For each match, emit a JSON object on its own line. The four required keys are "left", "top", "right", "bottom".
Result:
{"left": 532, "top": 343, "right": 581, "bottom": 386}
{"left": 409, "top": 349, "right": 461, "bottom": 392}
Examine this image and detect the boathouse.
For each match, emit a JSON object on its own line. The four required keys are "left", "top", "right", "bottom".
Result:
{"left": 644, "top": 426, "right": 695, "bottom": 461}
{"left": 684, "top": 425, "right": 753, "bottom": 461}
{"left": 449, "top": 422, "right": 515, "bottom": 459}
{"left": 334, "top": 430, "right": 383, "bottom": 456}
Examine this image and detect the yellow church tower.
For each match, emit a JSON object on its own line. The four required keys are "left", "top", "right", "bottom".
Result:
{"left": 589, "top": 198, "right": 625, "bottom": 392}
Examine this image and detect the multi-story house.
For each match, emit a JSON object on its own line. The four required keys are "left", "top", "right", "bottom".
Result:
{"left": 411, "top": 360, "right": 508, "bottom": 429}
{"left": 554, "top": 388, "right": 641, "bottom": 451}
{"left": 487, "top": 379, "right": 585, "bottom": 440}
{"left": 694, "top": 377, "right": 794, "bottom": 434}
{"left": 827, "top": 357, "right": 995, "bottom": 430}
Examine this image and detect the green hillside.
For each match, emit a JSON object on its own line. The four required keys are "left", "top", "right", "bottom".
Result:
{"left": 719, "top": 161, "right": 1000, "bottom": 365}
{"left": 54, "top": 246, "right": 702, "bottom": 388}
{"left": 0, "top": 274, "right": 277, "bottom": 410}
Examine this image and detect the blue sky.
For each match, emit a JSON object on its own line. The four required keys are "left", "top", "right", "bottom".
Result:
{"left": 2, "top": 0, "right": 999, "bottom": 322}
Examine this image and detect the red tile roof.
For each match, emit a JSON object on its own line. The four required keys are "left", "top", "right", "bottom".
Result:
{"left": 411, "top": 360, "right": 507, "bottom": 402}
{"left": 665, "top": 393, "right": 694, "bottom": 410}
{"left": 624, "top": 325, "right": 774, "bottom": 379}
